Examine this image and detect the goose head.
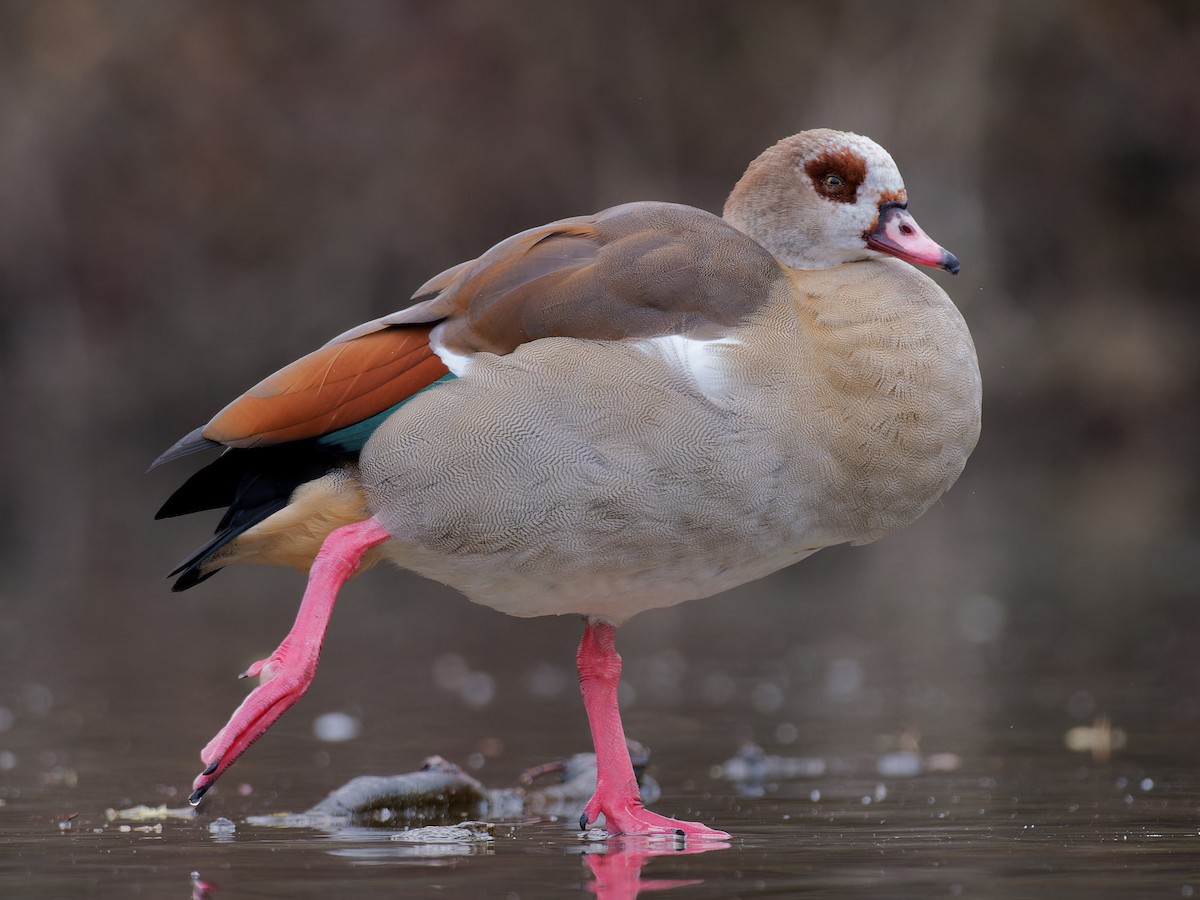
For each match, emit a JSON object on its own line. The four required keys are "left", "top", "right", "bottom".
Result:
{"left": 723, "top": 129, "right": 959, "bottom": 274}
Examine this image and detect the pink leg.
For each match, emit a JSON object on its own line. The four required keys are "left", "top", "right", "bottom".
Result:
{"left": 576, "top": 619, "right": 729, "bottom": 839}
{"left": 189, "top": 518, "right": 390, "bottom": 804}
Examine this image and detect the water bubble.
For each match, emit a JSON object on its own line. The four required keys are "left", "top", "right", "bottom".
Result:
{"left": 701, "top": 671, "right": 735, "bottom": 705}
{"left": 21, "top": 684, "right": 53, "bottom": 717}
{"left": 524, "top": 662, "right": 569, "bottom": 699}
{"left": 460, "top": 671, "right": 496, "bottom": 709}
{"left": 208, "top": 817, "right": 236, "bottom": 837}
{"left": 617, "top": 680, "right": 637, "bottom": 708}
{"left": 751, "top": 681, "right": 784, "bottom": 713}
{"left": 639, "top": 649, "right": 687, "bottom": 702}
{"left": 432, "top": 654, "right": 469, "bottom": 691}
{"left": 775, "top": 722, "right": 798, "bottom": 745}
{"left": 877, "top": 751, "right": 923, "bottom": 778}
{"left": 433, "top": 655, "right": 497, "bottom": 709}
{"left": 312, "top": 712, "right": 361, "bottom": 742}
{"left": 1067, "top": 691, "right": 1096, "bottom": 718}
{"left": 957, "top": 595, "right": 1006, "bottom": 644}
{"left": 824, "top": 658, "right": 863, "bottom": 699}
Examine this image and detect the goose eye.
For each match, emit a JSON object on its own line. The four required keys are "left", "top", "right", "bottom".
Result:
{"left": 823, "top": 174, "right": 844, "bottom": 189}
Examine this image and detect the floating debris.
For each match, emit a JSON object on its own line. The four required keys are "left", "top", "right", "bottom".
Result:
{"left": 246, "top": 742, "right": 659, "bottom": 831}
{"left": 117, "top": 823, "right": 163, "bottom": 834}
{"left": 719, "top": 741, "right": 962, "bottom": 794}
{"left": 106, "top": 804, "right": 196, "bottom": 822}
{"left": 876, "top": 751, "right": 923, "bottom": 778}
{"left": 40, "top": 766, "right": 78, "bottom": 788}
{"left": 717, "top": 743, "right": 827, "bottom": 793}
{"left": 390, "top": 821, "right": 494, "bottom": 843}
{"left": 308, "top": 756, "right": 490, "bottom": 825}
{"left": 1065, "top": 714, "right": 1127, "bottom": 762}
{"left": 924, "top": 752, "right": 963, "bottom": 773}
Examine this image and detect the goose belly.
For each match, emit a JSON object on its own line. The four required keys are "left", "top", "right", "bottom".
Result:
{"left": 361, "top": 338, "right": 828, "bottom": 623}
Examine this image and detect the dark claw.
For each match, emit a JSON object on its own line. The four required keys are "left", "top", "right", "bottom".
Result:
{"left": 202, "top": 758, "right": 221, "bottom": 776}
{"left": 189, "top": 784, "right": 210, "bottom": 807}
{"left": 579, "top": 813, "right": 589, "bottom": 831}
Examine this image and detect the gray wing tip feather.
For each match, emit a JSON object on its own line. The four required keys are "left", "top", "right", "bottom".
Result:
{"left": 148, "top": 427, "right": 222, "bottom": 472}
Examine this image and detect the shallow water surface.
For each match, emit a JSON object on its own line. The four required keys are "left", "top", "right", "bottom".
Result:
{"left": 4, "top": 572, "right": 1200, "bottom": 898}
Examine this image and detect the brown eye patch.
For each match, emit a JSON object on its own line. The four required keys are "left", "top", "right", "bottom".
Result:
{"left": 804, "top": 150, "right": 867, "bottom": 204}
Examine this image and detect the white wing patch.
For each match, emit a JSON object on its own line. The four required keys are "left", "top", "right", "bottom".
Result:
{"left": 428, "top": 323, "right": 475, "bottom": 377}
{"left": 431, "top": 324, "right": 741, "bottom": 396}
{"left": 636, "top": 334, "right": 742, "bottom": 398}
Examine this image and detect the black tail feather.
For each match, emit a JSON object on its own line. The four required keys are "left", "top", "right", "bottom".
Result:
{"left": 160, "top": 444, "right": 349, "bottom": 591}
{"left": 169, "top": 562, "right": 222, "bottom": 593}
{"left": 166, "top": 497, "right": 291, "bottom": 591}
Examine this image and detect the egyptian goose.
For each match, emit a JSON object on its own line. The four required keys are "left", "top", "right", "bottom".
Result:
{"left": 155, "top": 129, "right": 981, "bottom": 838}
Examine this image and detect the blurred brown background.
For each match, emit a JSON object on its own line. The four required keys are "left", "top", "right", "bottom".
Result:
{"left": 1, "top": 0, "right": 1199, "bottom": 785}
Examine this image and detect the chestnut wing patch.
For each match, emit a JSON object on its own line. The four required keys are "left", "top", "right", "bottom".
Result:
{"left": 201, "top": 324, "right": 449, "bottom": 449}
